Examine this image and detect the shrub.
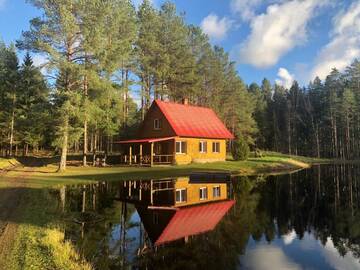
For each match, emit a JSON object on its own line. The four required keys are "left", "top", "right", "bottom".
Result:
{"left": 232, "top": 136, "right": 250, "bottom": 161}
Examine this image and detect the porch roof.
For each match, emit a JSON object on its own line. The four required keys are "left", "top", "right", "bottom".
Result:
{"left": 115, "top": 136, "right": 176, "bottom": 144}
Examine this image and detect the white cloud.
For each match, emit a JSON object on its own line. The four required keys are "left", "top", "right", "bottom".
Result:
{"left": 230, "top": 0, "right": 264, "bottom": 21}
{"left": 311, "top": 1, "right": 360, "bottom": 80}
{"left": 31, "top": 54, "right": 49, "bottom": 75}
{"left": 200, "top": 13, "right": 233, "bottom": 41}
{"left": 275, "top": 67, "right": 294, "bottom": 89}
{"left": 32, "top": 54, "right": 48, "bottom": 68}
{"left": 132, "top": 0, "right": 155, "bottom": 9}
{"left": 234, "top": 0, "right": 327, "bottom": 68}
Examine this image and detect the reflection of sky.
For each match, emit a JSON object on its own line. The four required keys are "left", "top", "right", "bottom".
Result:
{"left": 109, "top": 211, "right": 141, "bottom": 261}
{"left": 239, "top": 230, "right": 360, "bottom": 270}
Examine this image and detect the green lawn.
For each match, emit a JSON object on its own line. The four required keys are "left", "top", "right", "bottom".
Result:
{"left": 2, "top": 152, "right": 328, "bottom": 188}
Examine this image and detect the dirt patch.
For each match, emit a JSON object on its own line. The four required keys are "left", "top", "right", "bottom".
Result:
{"left": 0, "top": 168, "right": 33, "bottom": 269}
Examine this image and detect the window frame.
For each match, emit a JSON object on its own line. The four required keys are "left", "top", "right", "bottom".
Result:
{"left": 153, "top": 118, "right": 161, "bottom": 130}
{"left": 199, "top": 140, "right": 207, "bottom": 153}
{"left": 212, "top": 142, "right": 220, "bottom": 153}
{"left": 213, "top": 186, "right": 221, "bottom": 198}
{"left": 176, "top": 141, "right": 187, "bottom": 154}
{"left": 175, "top": 188, "right": 187, "bottom": 203}
{"left": 199, "top": 187, "right": 208, "bottom": 200}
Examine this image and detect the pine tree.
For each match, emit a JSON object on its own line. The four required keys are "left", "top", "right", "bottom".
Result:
{"left": 18, "top": 53, "right": 49, "bottom": 155}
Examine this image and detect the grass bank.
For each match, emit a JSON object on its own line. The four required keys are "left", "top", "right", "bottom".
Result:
{"left": 8, "top": 152, "right": 327, "bottom": 188}
{"left": 0, "top": 158, "right": 20, "bottom": 170}
{"left": 3, "top": 187, "right": 92, "bottom": 270}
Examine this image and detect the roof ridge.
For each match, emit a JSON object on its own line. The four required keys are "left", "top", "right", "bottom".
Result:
{"left": 155, "top": 99, "right": 212, "bottom": 110}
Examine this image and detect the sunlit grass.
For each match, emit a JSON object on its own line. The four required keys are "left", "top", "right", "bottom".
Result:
{"left": 0, "top": 158, "right": 19, "bottom": 169}
{"left": 5, "top": 188, "right": 93, "bottom": 270}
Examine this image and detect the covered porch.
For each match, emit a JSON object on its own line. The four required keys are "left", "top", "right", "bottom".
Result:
{"left": 116, "top": 137, "right": 176, "bottom": 166}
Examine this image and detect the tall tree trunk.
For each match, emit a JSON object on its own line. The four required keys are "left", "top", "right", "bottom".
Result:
{"left": 83, "top": 74, "right": 88, "bottom": 167}
{"left": 9, "top": 93, "right": 15, "bottom": 157}
{"left": 315, "top": 124, "right": 320, "bottom": 158}
{"left": 58, "top": 117, "right": 69, "bottom": 172}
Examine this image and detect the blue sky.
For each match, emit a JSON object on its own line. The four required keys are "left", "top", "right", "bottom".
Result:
{"left": 0, "top": 0, "right": 359, "bottom": 88}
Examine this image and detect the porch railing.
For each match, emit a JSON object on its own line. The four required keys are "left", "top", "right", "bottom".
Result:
{"left": 121, "top": 154, "right": 173, "bottom": 165}
{"left": 153, "top": 155, "right": 173, "bottom": 164}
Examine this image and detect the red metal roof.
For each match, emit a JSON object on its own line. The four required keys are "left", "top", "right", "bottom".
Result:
{"left": 115, "top": 136, "right": 176, "bottom": 144}
{"left": 155, "top": 200, "right": 235, "bottom": 246}
{"left": 155, "top": 100, "right": 234, "bottom": 139}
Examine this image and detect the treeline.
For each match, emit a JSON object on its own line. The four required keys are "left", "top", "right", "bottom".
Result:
{"left": 1, "top": 0, "right": 360, "bottom": 170}
{"left": 0, "top": 0, "right": 255, "bottom": 170}
{"left": 251, "top": 62, "right": 360, "bottom": 159}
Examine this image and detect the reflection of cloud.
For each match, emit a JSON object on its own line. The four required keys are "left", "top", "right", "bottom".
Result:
{"left": 240, "top": 244, "right": 301, "bottom": 270}
{"left": 321, "top": 237, "right": 360, "bottom": 270}
{"left": 282, "top": 230, "right": 297, "bottom": 245}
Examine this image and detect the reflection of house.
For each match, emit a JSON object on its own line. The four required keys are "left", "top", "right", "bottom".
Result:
{"left": 117, "top": 177, "right": 235, "bottom": 246}
{"left": 116, "top": 99, "right": 234, "bottom": 166}
{"left": 118, "top": 177, "right": 230, "bottom": 207}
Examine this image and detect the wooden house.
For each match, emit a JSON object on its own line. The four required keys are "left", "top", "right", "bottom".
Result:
{"left": 117, "top": 99, "right": 234, "bottom": 166}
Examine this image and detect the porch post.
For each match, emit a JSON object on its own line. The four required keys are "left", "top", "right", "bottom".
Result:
{"left": 129, "top": 146, "right": 132, "bottom": 165}
{"left": 140, "top": 144, "right": 143, "bottom": 166}
{"left": 150, "top": 142, "right": 154, "bottom": 167}
{"left": 173, "top": 138, "right": 176, "bottom": 165}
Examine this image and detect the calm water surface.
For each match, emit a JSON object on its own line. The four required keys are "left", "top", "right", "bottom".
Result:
{"left": 54, "top": 164, "right": 360, "bottom": 269}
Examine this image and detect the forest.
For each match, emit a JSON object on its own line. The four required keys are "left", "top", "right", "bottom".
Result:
{"left": 1, "top": 0, "right": 360, "bottom": 171}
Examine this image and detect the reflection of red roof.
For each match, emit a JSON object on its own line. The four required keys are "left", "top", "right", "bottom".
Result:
{"left": 155, "top": 200, "right": 235, "bottom": 246}
{"left": 155, "top": 100, "right": 234, "bottom": 139}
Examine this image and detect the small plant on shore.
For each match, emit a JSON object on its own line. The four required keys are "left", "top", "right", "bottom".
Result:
{"left": 232, "top": 135, "right": 250, "bottom": 161}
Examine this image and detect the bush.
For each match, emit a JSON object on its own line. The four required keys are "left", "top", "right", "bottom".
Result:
{"left": 232, "top": 136, "right": 250, "bottom": 161}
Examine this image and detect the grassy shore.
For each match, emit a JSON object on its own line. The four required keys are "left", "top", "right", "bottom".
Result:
{"left": 0, "top": 152, "right": 329, "bottom": 188}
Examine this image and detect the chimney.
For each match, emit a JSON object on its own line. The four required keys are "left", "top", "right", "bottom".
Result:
{"left": 182, "top": 98, "right": 189, "bottom": 105}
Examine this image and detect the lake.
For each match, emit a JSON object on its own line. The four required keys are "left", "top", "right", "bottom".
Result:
{"left": 52, "top": 164, "right": 360, "bottom": 269}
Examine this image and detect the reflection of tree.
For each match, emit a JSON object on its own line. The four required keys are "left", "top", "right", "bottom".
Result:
{"left": 60, "top": 182, "right": 138, "bottom": 270}
{"left": 57, "top": 165, "right": 360, "bottom": 269}
{"left": 139, "top": 165, "right": 360, "bottom": 269}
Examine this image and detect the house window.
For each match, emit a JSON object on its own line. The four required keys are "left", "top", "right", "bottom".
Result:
{"left": 199, "top": 187, "right": 208, "bottom": 200}
{"left": 154, "top": 118, "right": 162, "bottom": 130}
{"left": 176, "top": 141, "right": 187, "bottom": 154}
{"left": 199, "top": 141, "right": 207, "bottom": 153}
{"left": 212, "top": 142, "right": 220, "bottom": 153}
{"left": 176, "top": 188, "right": 187, "bottom": 203}
{"left": 213, "top": 186, "right": 221, "bottom": 198}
